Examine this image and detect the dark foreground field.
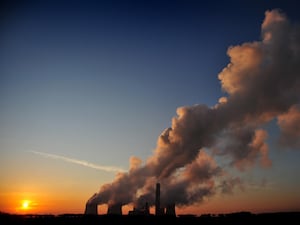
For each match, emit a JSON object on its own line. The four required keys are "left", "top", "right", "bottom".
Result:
{"left": 1, "top": 211, "right": 299, "bottom": 225}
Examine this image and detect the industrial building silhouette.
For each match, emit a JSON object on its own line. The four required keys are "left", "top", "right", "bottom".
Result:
{"left": 85, "top": 183, "right": 176, "bottom": 216}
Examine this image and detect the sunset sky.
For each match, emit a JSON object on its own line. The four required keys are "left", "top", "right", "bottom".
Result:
{"left": 1, "top": 0, "right": 300, "bottom": 215}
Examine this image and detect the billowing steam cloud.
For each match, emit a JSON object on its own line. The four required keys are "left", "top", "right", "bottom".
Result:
{"left": 87, "top": 9, "right": 300, "bottom": 209}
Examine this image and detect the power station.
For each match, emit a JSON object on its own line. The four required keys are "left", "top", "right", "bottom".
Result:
{"left": 85, "top": 183, "right": 176, "bottom": 216}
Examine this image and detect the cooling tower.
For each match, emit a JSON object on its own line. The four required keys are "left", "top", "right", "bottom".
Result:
{"left": 107, "top": 203, "right": 122, "bottom": 215}
{"left": 84, "top": 203, "right": 97, "bottom": 215}
{"left": 166, "top": 203, "right": 176, "bottom": 216}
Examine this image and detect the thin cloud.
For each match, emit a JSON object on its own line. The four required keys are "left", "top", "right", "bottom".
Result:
{"left": 29, "top": 150, "right": 126, "bottom": 173}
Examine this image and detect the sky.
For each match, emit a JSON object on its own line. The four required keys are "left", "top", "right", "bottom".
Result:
{"left": 1, "top": 0, "right": 300, "bottom": 215}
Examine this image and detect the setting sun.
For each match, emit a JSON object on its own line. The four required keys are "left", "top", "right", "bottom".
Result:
{"left": 21, "top": 200, "right": 30, "bottom": 210}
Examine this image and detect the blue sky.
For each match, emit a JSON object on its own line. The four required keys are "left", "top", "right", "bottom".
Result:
{"left": 1, "top": 0, "right": 300, "bottom": 214}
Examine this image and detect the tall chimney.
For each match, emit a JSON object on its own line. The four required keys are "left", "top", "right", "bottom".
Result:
{"left": 155, "top": 183, "right": 160, "bottom": 216}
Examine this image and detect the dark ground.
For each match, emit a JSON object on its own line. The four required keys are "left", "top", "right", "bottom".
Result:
{"left": 1, "top": 211, "right": 299, "bottom": 225}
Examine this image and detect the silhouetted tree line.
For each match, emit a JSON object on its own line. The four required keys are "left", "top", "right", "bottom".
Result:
{"left": 1, "top": 211, "right": 299, "bottom": 225}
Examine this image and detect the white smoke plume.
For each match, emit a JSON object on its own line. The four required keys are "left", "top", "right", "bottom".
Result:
{"left": 87, "top": 9, "right": 300, "bottom": 209}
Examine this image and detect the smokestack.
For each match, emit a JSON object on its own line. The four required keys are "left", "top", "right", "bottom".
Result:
{"left": 155, "top": 183, "right": 160, "bottom": 216}
{"left": 145, "top": 202, "right": 150, "bottom": 215}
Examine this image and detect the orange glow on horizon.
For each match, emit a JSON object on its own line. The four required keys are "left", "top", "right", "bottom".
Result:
{"left": 15, "top": 198, "right": 40, "bottom": 213}
{"left": 1, "top": 187, "right": 299, "bottom": 215}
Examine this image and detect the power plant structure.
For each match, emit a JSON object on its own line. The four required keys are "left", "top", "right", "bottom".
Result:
{"left": 84, "top": 193, "right": 97, "bottom": 215}
{"left": 155, "top": 182, "right": 164, "bottom": 215}
{"left": 85, "top": 183, "right": 176, "bottom": 216}
{"left": 85, "top": 202, "right": 97, "bottom": 215}
{"left": 155, "top": 183, "right": 161, "bottom": 215}
{"left": 107, "top": 203, "right": 122, "bottom": 215}
{"left": 128, "top": 202, "right": 150, "bottom": 216}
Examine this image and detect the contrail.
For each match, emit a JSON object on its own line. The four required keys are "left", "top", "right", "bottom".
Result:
{"left": 29, "top": 150, "right": 126, "bottom": 173}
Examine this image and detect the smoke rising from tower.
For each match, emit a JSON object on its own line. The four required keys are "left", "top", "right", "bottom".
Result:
{"left": 86, "top": 9, "right": 300, "bottom": 212}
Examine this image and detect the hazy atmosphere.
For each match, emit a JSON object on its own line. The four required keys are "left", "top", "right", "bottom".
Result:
{"left": 1, "top": 0, "right": 300, "bottom": 215}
